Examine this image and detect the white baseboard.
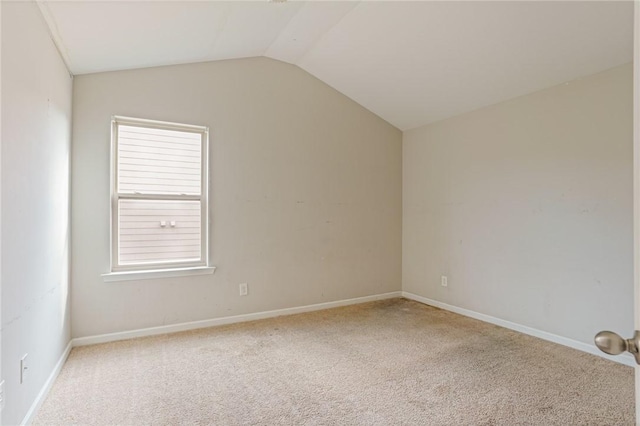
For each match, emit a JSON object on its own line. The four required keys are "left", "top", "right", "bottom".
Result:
{"left": 402, "top": 291, "right": 635, "bottom": 367}
{"left": 20, "top": 340, "right": 73, "bottom": 426}
{"left": 26, "top": 291, "right": 629, "bottom": 426}
{"left": 19, "top": 293, "right": 402, "bottom": 425}
{"left": 72, "top": 291, "right": 403, "bottom": 347}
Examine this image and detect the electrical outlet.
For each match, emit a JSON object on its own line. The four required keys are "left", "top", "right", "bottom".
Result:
{"left": 441, "top": 276, "right": 448, "bottom": 287}
{"left": 0, "top": 380, "right": 5, "bottom": 412}
{"left": 239, "top": 283, "right": 248, "bottom": 296}
{"left": 20, "top": 354, "right": 28, "bottom": 384}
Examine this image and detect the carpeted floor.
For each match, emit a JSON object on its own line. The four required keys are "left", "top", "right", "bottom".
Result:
{"left": 34, "top": 298, "right": 634, "bottom": 425}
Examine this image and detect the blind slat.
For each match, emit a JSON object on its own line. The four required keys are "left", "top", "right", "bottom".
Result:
{"left": 119, "top": 175, "right": 200, "bottom": 186}
{"left": 120, "top": 229, "right": 201, "bottom": 236}
{"left": 119, "top": 137, "right": 201, "bottom": 152}
{"left": 119, "top": 223, "right": 201, "bottom": 229}
{"left": 119, "top": 209, "right": 200, "bottom": 216}
{"left": 119, "top": 200, "right": 201, "bottom": 209}
{"left": 120, "top": 252, "right": 201, "bottom": 263}
{"left": 119, "top": 157, "right": 202, "bottom": 169}
{"left": 119, "top": 144, "right": 201, "bottom": 159}
{"left": 121, "top": 217, "right": 200, "bottom": 222}
{"left": 120, "top": 239, "right": 200, "bottom": 248}
{"left": 118, "top": 184, "right": 201, "bottom": 195}
{"left": 120, "top": 170, "right": 200, "bottom": 181}
{"left": 120, "top": 245, "right": 201, "bottom": 255}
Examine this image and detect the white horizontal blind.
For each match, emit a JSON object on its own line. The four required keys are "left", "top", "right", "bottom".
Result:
{"left": 113, "top": 117, "right": 207, "bottom": 271}
{"left": 117, "top": 125, "right": 202, "bottom": 195}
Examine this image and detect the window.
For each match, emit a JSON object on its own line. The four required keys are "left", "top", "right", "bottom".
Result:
{"left": 110, "top": 116, "right": 209, "bottom": 272}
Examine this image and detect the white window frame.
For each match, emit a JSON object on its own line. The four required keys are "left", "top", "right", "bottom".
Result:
{"left": 109, "top": 116, "right": 209, "bottom": 273}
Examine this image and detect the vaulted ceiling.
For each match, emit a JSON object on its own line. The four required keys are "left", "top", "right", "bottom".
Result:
{"left": 39, "top": 1, "right": 633, "bottom": 130}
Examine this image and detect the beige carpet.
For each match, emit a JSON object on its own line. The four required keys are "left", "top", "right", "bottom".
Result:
{"left": 34, "top": 299, "right": 634, "bottom": 425}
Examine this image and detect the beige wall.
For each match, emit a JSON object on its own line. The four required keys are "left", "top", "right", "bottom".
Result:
{"left": 72, "top": 57, "right": 402, "bottom": 338}
{"left": 1, "top": 2, "right": 72, "bottom": 424}
{"left": 403, "top": 63, "right": 633, "bottom": 345}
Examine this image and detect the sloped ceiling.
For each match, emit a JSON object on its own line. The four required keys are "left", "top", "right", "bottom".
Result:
{"left": 40, "top": 1, "right": 633, "bottom": 130}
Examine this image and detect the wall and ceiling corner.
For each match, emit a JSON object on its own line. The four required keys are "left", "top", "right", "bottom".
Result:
{"left": 403, "top": 63, "right": 634, "bottom": 364}
{"left": 1, "top": 2, "right": 73, "bottom": 425}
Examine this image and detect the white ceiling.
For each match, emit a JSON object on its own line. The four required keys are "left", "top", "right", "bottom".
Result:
{"left": 40, "top": 1, "right": 633, "bottom": 130}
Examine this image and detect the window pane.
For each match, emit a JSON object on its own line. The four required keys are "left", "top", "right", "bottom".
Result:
{"left": 117, "top": 125, "right": 202, "bottom": 195}
{"left": 118, "top": 199, "right": 202, "bottom": 265}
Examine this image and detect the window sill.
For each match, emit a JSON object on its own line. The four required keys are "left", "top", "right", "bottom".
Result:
{"left": 102, "top": 266, "right": 216, "bottom": 283}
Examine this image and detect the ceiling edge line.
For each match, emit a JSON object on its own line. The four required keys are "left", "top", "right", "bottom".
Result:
{"left": 206, "top": 3, "right": 232, "bottom": 60}
{"left": 262, "top": 2, "right": 306, "bottom": 59}
{"left": 293, "top": 0, "right": 360, "bottom": 66}
{"left": 35, "top": 0, "right": 74, "bottom": 77}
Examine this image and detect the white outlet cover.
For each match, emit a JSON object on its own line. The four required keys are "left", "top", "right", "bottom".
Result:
{"left": 239, "top": 283, "right": 248, "bottom": 296}
{"left": 441, "top": 276, "right": 448, "bottom": 287}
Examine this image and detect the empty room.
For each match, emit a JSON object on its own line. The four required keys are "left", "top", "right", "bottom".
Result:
{"left": 1, "top": 0, "right": 639, "bottom": 424}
